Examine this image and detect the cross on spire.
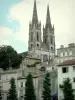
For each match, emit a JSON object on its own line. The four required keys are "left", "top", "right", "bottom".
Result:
{"left": 32, "top": 0, "right": 38, "bottom": 25}
{"left": 45, "top": 4, "right": 52, "bottom": 29}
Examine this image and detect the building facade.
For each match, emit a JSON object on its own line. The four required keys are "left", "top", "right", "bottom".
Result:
{"left": 28, "top": 0, "right": 55, "bottom": 65}
{"left": 0, "top": 56, "right": 57, "bottom": 100}
{"left": 57, "top": 59, "right": 75, "bottom": 100}
{"left": 56, "top": 43, "right": 75, "bottom": 64}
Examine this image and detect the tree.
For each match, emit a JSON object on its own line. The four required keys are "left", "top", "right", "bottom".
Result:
{"left": 62, "top": 78, "right": 74, "bottom": 100}
{"left": 42, "top": 72, "right": 51, "bottom": 100}
{"left": 24, "top": 73, "right": 36, "bottom": 100}
{"left": 0, "top": 45, "right": 22, "bottom": 70}
{"left": 8, "top": 78, "right": 18, "bottom": 100}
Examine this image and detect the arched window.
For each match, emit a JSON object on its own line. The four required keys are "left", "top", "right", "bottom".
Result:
{"left": 31, "top": 44, "right": 33, "bottom": 48}
{"left": 51, "top": 36, "right": 53, "bottom": 44}
{"left": 37, "top": 44, "right": 39, "bottom": 48}
{"left": 37, "top": 32, "right": 39, "bottom": 41}
{"left": 45, "top": 37, "right": 47, "bottom": 43}
{"left": 31, "top": 32, "right": 33, "bottom": 42}
{"left": 51, "top": 47, "right": 53, "bottom": 51}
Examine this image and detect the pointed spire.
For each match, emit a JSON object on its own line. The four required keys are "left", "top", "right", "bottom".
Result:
{"left": 32, "top": 0, "right": 38, "bottom": 25}
{"left": 45, "top": 4, "right": 52, "bottom": 29}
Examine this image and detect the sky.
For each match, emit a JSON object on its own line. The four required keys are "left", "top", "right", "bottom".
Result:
{"left": 0, "top": 0, "right": 75, "bottom": 53}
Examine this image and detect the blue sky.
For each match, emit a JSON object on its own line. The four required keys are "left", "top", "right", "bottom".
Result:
{"left": 0, "top": 0, "right": 75, "bottom": 53}
{"left": 0, "top": 0, "right": 26, "bottom": 52}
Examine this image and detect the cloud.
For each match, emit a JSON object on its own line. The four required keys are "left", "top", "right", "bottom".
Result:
{"left": 8, "top": 0, "right": 75, "bottom": 50}
{"left": 0, "top": 27, "right": 14, "bottom": 45}
{"left": 0, "top": 27, "right": 12, "bottom": 36}
{"left": 8, "top": 0, "right": 33, "bottom": 47}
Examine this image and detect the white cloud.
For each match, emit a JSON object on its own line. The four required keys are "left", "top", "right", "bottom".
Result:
{"left": 0, "top": 27, "right": 14, "bottom": 45}
{"left": 8, "top": 0, "right": 75, "bottom": 49}
{"left": 0, "top": 40, "right": 9, "bottom": 45}
{"left": 0, "top": 27, "right": 12, "bottom": 36}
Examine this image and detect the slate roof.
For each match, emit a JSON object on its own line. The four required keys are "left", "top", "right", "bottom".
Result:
{"left": 58, "top": 59, "right": 75, "bottom": 66}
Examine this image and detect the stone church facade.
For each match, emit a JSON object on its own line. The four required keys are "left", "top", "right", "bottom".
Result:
{"left": 28, "top": 0, "right": 55, "bottom": 65}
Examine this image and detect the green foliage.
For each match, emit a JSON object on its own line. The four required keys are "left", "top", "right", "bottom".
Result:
{"left": 62, "top": 78, "right": 74, "bottom": 100}
{"left": 8, "top": 78, "right": 18, "bottom": 100}
{"left": 24, "top": 73, "right": 36, "bottom": 100}
{"left": 42, "top": 72, "right": 51, "bottom": 100}
{"left": 0, "top": 45, "right": 22, "bottom": 70}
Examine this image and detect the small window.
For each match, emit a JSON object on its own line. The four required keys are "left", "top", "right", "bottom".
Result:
{"left": 65, "top": 52, "right": 67, "bottom": 56}
{"left": 21, "top": 82, "right": 23, "bottom": 87}
{"left": 62, "top": 67, "right": 68, "bottom": 73}
{"left": 37, "top": 32, "right": 39, "bottom": 41}
{"left": 73, "top": 66, "right": 75, "bottom": 71}
{"left": 52, "top": 67, "right": 54, "bottom": 70}
{"left": 31, "top": 32, "right": 33, "bottom": 42}
{"left": 51, "top": 47, "right": 53, "bottom": 51}
{"left": 45, "top": 37, "right": 47, "bottom": 43}
{"left": 31, "top": 44, "right": 33, "bottom": 48}
{"left": 51, "top": 36, "right": 53, "bottom": 44}
{"left": 73, "top": 77, "right": 75, "bottom": 82}
{"left": 37, "top": 44, "right": 39, "bottom": 47}
{"left": 60, "top": 52, "right": 63, "bottom": 57}
{"left": 69, "top": 51, "right": 72, "bottom": 56}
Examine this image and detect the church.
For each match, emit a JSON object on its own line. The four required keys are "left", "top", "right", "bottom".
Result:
{"left": 0, "top": 0, "right": 57, "bottom": 100}
{"left": 28, "top": 0, "right": 55, "bottom": 65}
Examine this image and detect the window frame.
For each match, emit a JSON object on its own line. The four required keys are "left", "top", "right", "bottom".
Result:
{"left": 62, "top": 67, "right": 68, "bottom": 73}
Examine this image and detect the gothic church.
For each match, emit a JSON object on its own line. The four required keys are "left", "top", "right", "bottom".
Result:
{"left": 28, "top": 0, "right": 55, "bottom": 65}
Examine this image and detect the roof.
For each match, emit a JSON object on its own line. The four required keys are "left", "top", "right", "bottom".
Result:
{"left": 24, "top": 56, "right": 41, "bottom": 60}
{"left": 58, "top": 59, "right": 75, "bottom": 66}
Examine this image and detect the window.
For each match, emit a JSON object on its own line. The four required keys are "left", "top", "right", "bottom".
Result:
{"left": 73, "top": 77, "right": 75, "bottom": 82}
{"left": 73, "top": 66, "right": 75, "bottom": 71}
{"left": 65, "top": 52, "right": 67, "bottom": 56}
{"left": 51, "top": 36, "right": 53, "bottom": 44}
{"left": 52, "top": 67, "right": 54, "bottom": 70}
{"left": 37, "top": 44, "right": 39, "bottom": 48}
{"left": 60, "top": 52, "right": 63, "bottom": 57}
{"left": 51, "top": 47, "right": 53, "bottom": 51}
{"left": 21, "top": 82, "right": 23, "bottom": 87}
{"left": 69, "top": 51, "right": 72, "bottom": 56}
{"left": 62, "top": 67, "right": 68, "bottom": 73}
{"left": 31, "top": 32, "right": 33, "bottom": 42}
{"left": 37, "top": 32, "right": 39, "bottom": 41}
{"left": 45, "top": 36, "right": 47, "bottom": 43}
{"left": 43, "top": 55, "right": 48, "bottom": 62}
{"left": 31, "top": 44, "right": 33, "bottom": 48}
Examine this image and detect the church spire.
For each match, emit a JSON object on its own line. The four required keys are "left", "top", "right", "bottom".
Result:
{"left": 32, "top": 0, "right": 38, "bottom": 25}
{"left": 45, "top": 4, "right": 52, "bottom": 29}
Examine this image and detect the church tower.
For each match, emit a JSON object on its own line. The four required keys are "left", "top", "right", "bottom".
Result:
{"left": 43, "top": 5, "right": 55, "bottom": 64}
{"left": 28, "top": 0, "right": 42, "bottom": 58}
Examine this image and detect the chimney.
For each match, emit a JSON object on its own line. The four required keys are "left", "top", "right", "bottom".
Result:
{"left": 60, "top": 45, "right": 64, "bottom": 48}
{"left": 68, "top": 43, "right": 75, "bottom": 47}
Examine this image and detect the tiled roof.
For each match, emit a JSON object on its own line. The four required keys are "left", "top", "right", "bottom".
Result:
{"left": 58, "top": 59, "right": 75, "bottom": 66}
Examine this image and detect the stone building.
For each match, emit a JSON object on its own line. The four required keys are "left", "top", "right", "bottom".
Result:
{"left": 0, "top": 56, "right": 57, "bottom": 100}
{"left": 28, "top": 0, "right": 55, "bottom": 65}
{"left": 57, "top": 59, "right": 75, "bottom": 100}
{"left": 56, "top": 43, "right": 75, "bottom": 64}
